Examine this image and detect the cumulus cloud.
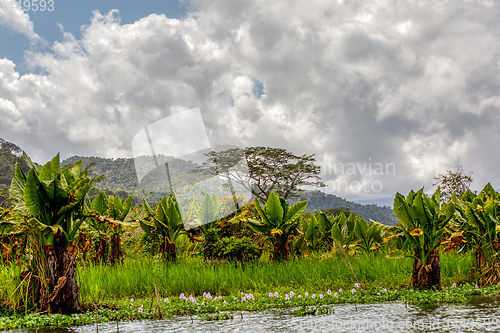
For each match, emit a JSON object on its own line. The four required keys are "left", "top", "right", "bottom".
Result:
{"left": 1, "top": 0, "right": 500, "bottom": 203}
{"left": 0, "top": 0, "right": 39, "bottom": 40}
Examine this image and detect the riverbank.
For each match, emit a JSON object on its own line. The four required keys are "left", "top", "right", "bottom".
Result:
{"left": 0, "top": 252, "right": 484, "bottom": 330}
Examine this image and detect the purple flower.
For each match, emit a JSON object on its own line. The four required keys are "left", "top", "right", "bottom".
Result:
{"left": 377, "top": 292, "right": 380, "bottom": 296}
{"left": 475, "top": 285, "right": 479, "bottom": 288}
{"left": 242, "top": 297, "right": 246, "bottom": 302}
{"left": 305, "top": 292, "right": 309, "bottom": 297}
{"left": 138, "top": 307, "right": 143, "bottom": 313}
{"left": 285, "top": 294, "right": 289, "bottom": 300}
{"left": 383, "top": 288, "right": 387, "bottom": 292}
{"left": 319, "top": 294, "right": 324, "bottom": 299}
{"left": 224, "top": 300, "right": 227, "bottom": 305}
{"left": 339, "top": 289, "right": 343, "bottom": 292}
{"left": 179, "top": 293, "right": 186, "bottom": 300}
{"left": 334, "top": 292, "right": 338, "bottom": 297}
{"left": 452, "top": 283, "right": 457, "bottom": 288}
{"left": 269, "top": 292, "right": 273, "bottom": 297}
{"left": 298, "top": 294, "right": 302, "bottom": 298}
{"left": 351, "top": 288, "right": 356, "bottom": 295}
{"left": 274, "top": 291, "right": 278, "bottom": 297}
{"left": 312, "top": 294, "right": 316, "bottom": 299}
{"left": 164, "top": 298, "right": 169, "bottom": 303}
{"left": 130, "top": 298, "right": 135, "bottom": 303}
{"left": 354, "top": 283, "right": 360, "bottom": 288}
{"left": 327, "top": 289, "right": 331, "bottom": 295}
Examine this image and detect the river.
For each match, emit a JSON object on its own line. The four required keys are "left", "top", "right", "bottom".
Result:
{"left": 6, "top": 297, "right": 500, "bottom": 332}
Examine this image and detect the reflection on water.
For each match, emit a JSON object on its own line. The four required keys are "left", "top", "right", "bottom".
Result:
{"left": 7, "top": 298, "right": 500, "bottom": 333}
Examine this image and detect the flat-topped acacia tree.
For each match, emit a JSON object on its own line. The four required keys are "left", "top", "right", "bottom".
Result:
{"left": 9, "top": 153, "right": 93, "bottom": 313}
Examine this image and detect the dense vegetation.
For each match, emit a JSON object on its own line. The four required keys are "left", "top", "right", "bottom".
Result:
{"left": 1, "top": 146, "right": 500, "bottom": 330}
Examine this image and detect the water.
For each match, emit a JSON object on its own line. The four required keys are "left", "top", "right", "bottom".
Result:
{"left": 7, "top": 298, "right": 500, "bottom": 333}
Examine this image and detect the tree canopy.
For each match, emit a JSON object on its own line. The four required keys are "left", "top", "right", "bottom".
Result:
{"left": 197, "top": 146, "right": 324, "bottom": 203}
{"left": 433, "top": 165, "right": 473, "bottom": 200}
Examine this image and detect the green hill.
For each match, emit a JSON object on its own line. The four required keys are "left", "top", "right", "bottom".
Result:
{"left": 0, "top": 138, "right": 397, "bottom": 225}
{"left": 289, "top": 190, "right": 398, "bottom": 225}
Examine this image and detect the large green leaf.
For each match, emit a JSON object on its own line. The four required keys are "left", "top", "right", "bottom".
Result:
{"left": 39, "top": 153, "right": 60, "bottom": 182}
{"left": 285, "top": 201, "right": 307, "bottom": 224}
{"left": 394, "top": 192, "right": 416, "bottom": 229}
{"left": 14, "top": 163, "right": 26, "bottom": 188}
{"left": 23, "top": 169, "right": 45, "bottom": 217}
{"left": 265, "top": 192, "right": 284, "bottom": 226}
{"left": 254, "top": 198, "right": 271, "bottom": 226}
{"left": 91, "top": 192, "right": 107, "bottom": 215}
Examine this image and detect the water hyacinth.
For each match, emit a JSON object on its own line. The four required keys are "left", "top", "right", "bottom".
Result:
{"left": 312, "top": 294, "right": 316, "bottom": 299}
{"left": 179, "top": 293, "right": 187, "bottom": 300}
{"left": 339, "top": 289, "right": 343, "bottom": 292}
{"left": 327, "top": 289, "right": 331, "bottom": 295}
{"left": 164, "top": 298, "right": 169, "bottom": 303}
{"left": 334, "top": 292, "right": 338, "bottom": 297}
{"left": 351, "top": 289, "right": 356, "bottom": 295}
{"left": 130, "top": 298, "right": 135, "bottom": 303}
{"left": 305, "top": 292, "right": 309, "bottom": 297}
{"left": 242, "top": 297, "right": 246, "bottom": 302}
{"left": 354, "top": 283, "right": 360, "bottom": 288}
{"left": 377, "top": 292, "right": 381, "bottom": 296}
{"left": 383, "top": 288, "right": 387, "bottom": 292}
{"left": 138, "top": 305, "right": 143, "bottom": 313}
{"left": 319, "top": 294, "right": 324, "bottom": 299}
{"left": 274, "top": 291, "right": 279, "bottom": 297}
{"left": 285, "top": 294, "right": 289, "bottom": 300}
{"left": 269, "top": 292, "right": 273, "bottom": 297}
{"left": 452, "top": 283, "right": 457, "bottom": 288}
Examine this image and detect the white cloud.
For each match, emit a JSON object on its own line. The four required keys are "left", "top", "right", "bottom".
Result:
{"left": 1, "top": 0, "right": 500, "bottom": 202}
{"left": 0, "top": 0, "right": 39, "bottom": 40}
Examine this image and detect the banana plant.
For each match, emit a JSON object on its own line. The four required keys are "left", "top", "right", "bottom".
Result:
{"left": 247, "top": 192, "right": 307, "bottom": 261}
{"left": 140, "top": 195, "right": 185, "bottom": 260}
{"left": 389, "top": 188, "right": 455, "bottom": 289}
{"left": 9, "top": 152, "right": 94, "bottom": 313}
{"left": 452, "top": 184, "right": 500, "bottom": 284}
{"left": 88, "top": 191, "right": 133, "bottom": 265}
{"left": 330, "top": 212, "right": 358, "bottom": 256}
{"left": 354, "top": 217, "right": 384, "bottom": 254}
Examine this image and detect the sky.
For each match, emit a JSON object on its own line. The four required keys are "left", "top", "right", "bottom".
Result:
{"left": 0, "top": 0, "right": 499, "bottom": 206}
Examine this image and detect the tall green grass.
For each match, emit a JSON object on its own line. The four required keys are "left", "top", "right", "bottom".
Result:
{"left": 77, "top": 251, "right": 474, "bottom": 303}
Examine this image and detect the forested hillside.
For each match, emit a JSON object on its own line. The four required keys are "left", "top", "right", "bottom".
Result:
{"left": 0, "top": 139, "right": 29, "bottom": 198}
{"left": 0, "top": 138, "right": 397, "bottom": 225}
{"left": 290, "top": 190, "right": 398, "bottom": 225}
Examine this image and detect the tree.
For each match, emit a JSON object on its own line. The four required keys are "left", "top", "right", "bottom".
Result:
{"left": 197, "top": 146, "right": 324, "bottom": 203}
{"left": 9, "top": 153, "right": 94, "bottom": 313}
{"left": 433, "top": 165, "right": 473, "bottom": 200}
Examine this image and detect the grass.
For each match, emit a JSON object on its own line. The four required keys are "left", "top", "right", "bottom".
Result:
{"left": 0, "top": 251, "right": 481, "bottom": 330}
{"left": 77, "top": 251, "right": 474, "bottom": 302}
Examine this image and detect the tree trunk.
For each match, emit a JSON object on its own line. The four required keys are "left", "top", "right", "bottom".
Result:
{"left": 109, "top": 233, "right": 123, "bottom": 265}
{"left": 94, "top": 237, "right": 108, "bottom": 264}
{"left": 162, "top": 240, "right": 177, "bottom": 261}
{"left": 411, "top": 247, "right": 441, "bottom": 289}
{"left": 40, "top": 239, "right": 80, "bottom": 314}
{"left": 272, "top": 239, "right": 290, "bottom": 261}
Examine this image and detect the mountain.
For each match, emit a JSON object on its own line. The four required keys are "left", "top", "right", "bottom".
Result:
{"left": 289, "top": 190, "right": 398, "bottom": 225}
{"left": 0, "top": 139, "right": 29, "bottom": 198}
